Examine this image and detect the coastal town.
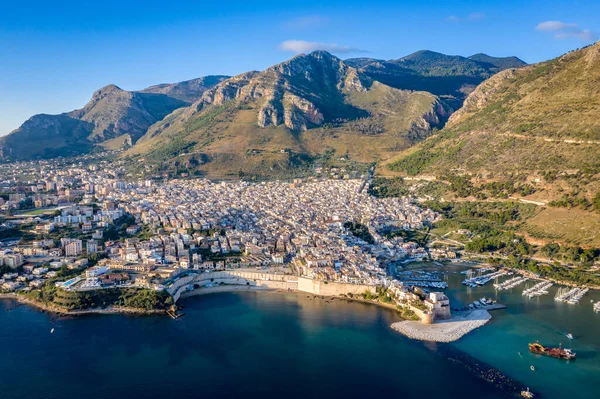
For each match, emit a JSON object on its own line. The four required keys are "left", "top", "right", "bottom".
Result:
{"left": 1, "top": 154, "right": 598, "bottom": 344}
{"left": 0, "top": 155, "right": 462, "bottom": 320}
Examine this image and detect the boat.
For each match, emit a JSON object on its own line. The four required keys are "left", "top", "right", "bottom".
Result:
{"left": 50, "top": 328, "right": 54, "bottom": 334}
{"left": 530, "top": 365, "right": 535, "bottom": 371}
{"left": 566, "top": 333, "right": 573, "bottom": 340}
{"left": 528, "top": 342, "right": 576, "bottom": 360}
{"left": 521, "top": 387, "right": 535, "bottom": 398}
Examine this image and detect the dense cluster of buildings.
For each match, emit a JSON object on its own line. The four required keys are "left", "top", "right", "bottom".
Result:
{"left": 0, "top": 156, "right": 456, "bottom": 318}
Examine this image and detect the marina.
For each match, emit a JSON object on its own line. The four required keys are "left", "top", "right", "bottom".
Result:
{"left": 522, "top": 282, "right": 553, "bottom": 298}
{"left": 462, "top": 270, "right": 508, "bottom": 288}
{"left": 438, "top": 262, "right": 600, "bottom": 399}
{"left": 397, "top": 270, "right": 449, "bottom": 289}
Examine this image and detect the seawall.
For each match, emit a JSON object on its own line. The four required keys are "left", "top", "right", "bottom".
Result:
{"left": 170, "top": 271, "right": 377, "bottom": 302}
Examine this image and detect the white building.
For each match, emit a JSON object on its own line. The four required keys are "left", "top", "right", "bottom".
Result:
{"left": 86, "top": 239, "right": 98, "bottom": 254}
{"left": 65, "top": 240, "right": 83, "bottom": 257}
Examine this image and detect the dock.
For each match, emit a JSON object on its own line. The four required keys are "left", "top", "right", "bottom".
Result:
{"left": 555, "top": 287, "right": 588, "bottom": 304}
{"left": 522, "top": 281, "right": 553, "bottom": 298}
{"left": 494, "top": 276, "right": 528, "bottom": 291}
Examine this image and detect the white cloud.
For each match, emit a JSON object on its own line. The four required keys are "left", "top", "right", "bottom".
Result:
{"left": 283, "top": 16, "right": 328, "bottom": 30}
{"left": 536, "top": 21, "right": 577, "bottom": 32}
{"left": 446, "top": 12, "right": 485, "bottom": 23}
{"left": 278, "top": 40, "right": 367, "bottom": 54}
{"left": 536, "top": 20, "right": 596, "bottom": 41}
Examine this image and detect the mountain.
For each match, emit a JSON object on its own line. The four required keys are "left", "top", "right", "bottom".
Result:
{"left": 347, "top": 50, "right": 526, "bottom": 107}
{"left": 127, "top": 51, "right": 452, "bottom": 179}
{"left": 388, "top": 42, "right": 600, "bottom": 177}
{"left": 344, "top": 57, "right": 384, "bottom": 68}
{"left": 467, "top": 53, "right": 527, "bottom": 70}
{"left": 0, "top": 79, "right": 224, "bottom": 160}
{"left": 1, "top": 49, "right": 523, "bottom": 164}
{"left": 384, "top": 42, "right": 600, "bottom": 247}
{"left": 140, "top": 75, "right": 230, "bottom": 103}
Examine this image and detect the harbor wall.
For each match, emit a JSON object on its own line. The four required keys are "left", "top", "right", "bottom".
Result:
{"left": 170, "top": 271, "right": 377, "bottom": 302}
{"left": 171, "top": 271, "right": 298, "bottom": 302}
{"left": 408, "top": 305, "right": 434, "bottom": 324}
{"left": 297, "top": 276, "right": 376, "bottom": 296}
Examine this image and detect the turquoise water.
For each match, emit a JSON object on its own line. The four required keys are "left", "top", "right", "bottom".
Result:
{"left": 0, "top": 292, "right": 511, "bottom": 399}
{"left": 1, "top": 267, "right": 598, "bottom": 399}
{"left": 431, "top": 264, "right": 600, "bottom": 399}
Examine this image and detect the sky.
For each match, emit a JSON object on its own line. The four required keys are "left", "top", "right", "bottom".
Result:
{"left": 0, "top": 0, "right": 598, "bottom": 136}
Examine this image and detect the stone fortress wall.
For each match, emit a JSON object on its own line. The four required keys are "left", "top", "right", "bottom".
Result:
{"left": 169, "top": 271, "right": 376, "bottom": 302}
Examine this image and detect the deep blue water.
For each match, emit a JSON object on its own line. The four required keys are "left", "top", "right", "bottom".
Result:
{"left": 0, "top": 292, "right": 512, "bottom": 399}
{"left": 2, "top": 264, "right": 599, "bottom": 399}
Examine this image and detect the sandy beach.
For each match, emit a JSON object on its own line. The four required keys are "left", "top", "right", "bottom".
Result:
{"left": 390, "top": 309, "right": 491, "bottom": 342}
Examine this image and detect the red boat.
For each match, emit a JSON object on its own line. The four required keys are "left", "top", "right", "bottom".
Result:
{"left": 528, "top": 342, "right": 576, "bottom": 360}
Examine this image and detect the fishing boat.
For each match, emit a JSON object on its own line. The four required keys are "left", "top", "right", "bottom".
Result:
{"left": 528, "top": 342, "right": 576, "bottom": 360}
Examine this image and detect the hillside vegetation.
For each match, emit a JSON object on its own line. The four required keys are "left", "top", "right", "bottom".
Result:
{"left": 126, "top": 51, "right": 452, "bottom": 179}
{"left": 382, "top": 42, "right": 600, "bottom": 247}
{"left": 388, "top": 42, "right": 600, "bottom": 177}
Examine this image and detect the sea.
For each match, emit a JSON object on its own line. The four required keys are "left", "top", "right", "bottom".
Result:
{"left": 1, "top": 263, "right": 599, "bottom": 399}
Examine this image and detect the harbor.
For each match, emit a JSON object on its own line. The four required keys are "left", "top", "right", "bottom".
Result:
{"left": 421, "top": 261, "right": 600, "bottom": 399}
{"left": 396, "top": 270, "right": 449, "bottom": 289}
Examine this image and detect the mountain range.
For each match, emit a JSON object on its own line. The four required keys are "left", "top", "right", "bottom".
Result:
{"left": 0, "top": 76, "right": 228, "bottom": 160}
{"left": 0, "top": 49, "right": 525, "bottom": 179}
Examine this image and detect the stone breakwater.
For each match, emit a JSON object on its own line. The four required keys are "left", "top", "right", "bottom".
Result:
{"left": 391, "top": 309, "right": 491, "bottom": 343}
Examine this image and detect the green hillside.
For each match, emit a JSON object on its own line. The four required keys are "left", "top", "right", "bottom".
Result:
{"left": 384, "top": 42, "right": 600, "bottom": 247}
{"left": 388, "top": 42, "right": 600, "bottom": 176}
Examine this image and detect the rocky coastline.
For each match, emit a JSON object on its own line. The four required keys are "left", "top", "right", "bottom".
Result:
{"left": 0, "top": 293, "right": 167, "bottom": 316}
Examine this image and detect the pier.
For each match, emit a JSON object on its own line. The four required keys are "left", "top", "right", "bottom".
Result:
{"left": 494, "top": 276, "right": 528, "bottom": 291}
{"left": 555, "top": 287, "right": 589, "bottom": 304}
{"left": 462, "top": 270, "right": 507, "bottom": 288}
{"left": 522, "top": 281, "right": 553, "bottom": 298}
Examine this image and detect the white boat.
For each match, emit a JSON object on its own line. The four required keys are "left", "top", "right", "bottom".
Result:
{"left": 566, "top": 333, "right": 573, "bottom": 340}
{"left": 50, "top": 328, "right": 54, "bottom": 334}
{"left": 521, "top": 387, "right": 534, "bottom": 398}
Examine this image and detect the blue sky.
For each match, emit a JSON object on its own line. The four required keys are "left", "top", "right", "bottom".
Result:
{"left": 0, "top": 0, "right": 598, "bottom": 136}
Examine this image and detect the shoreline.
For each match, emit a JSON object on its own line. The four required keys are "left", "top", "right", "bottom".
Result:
{"left": 1, "top": 285, "right": 400, "bottom": 318}
{"left": 0, "top": 293, "right": 167, "bottom": 316}
{"left": 178, "top": 284, "right": 402, "bottom": 312}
